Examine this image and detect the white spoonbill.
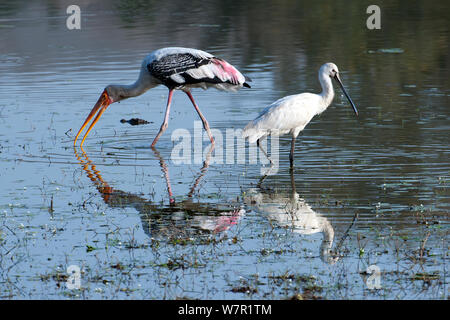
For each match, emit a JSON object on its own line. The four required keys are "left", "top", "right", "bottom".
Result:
{"left": 242, "top": 62, "right": 358, "bottom": 167}
{"left": 73, "top": 47, "right": 251, "bottom": 148}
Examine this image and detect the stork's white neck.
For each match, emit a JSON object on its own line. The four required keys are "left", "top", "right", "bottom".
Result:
{"left": 119, "top": 80, "right": 150, "bottom": 98}
{"left": 110, "top": 65, "right": 156, "bottom": 101}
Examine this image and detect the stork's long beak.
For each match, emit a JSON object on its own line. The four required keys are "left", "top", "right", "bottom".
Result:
{"left": 74, "top": 89, "right": 112, "bottom": 147}
{"left": 334, "top": 74, "right": 358, "bottom": 116}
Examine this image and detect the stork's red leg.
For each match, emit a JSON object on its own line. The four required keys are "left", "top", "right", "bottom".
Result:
{"left": 151, "top": 89, "right": 174, "bottom": 147}
{"left": 185, "top": 91, "right": 215, "bottom": 144}
{"left": 152, "top": 148, "right": 175, "bottom": 204}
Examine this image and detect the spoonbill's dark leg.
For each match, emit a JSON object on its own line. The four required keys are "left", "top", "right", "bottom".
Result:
{"left": 257, "top": 171, "right": 269, "bottom": 189}
{"left": 289, "top": 136, "right": 296, "bottom": 167}
{"left": 289, "top": 165, "right": 296, "bottom": 193}
{"left": 185, "top": 91, "right": 215, "bottom": 144}
{"left": 151, "top": 89, "right": 174, "bottom": 147}
{"left": 257, "top": 139, "right": 273, "bottom": 165}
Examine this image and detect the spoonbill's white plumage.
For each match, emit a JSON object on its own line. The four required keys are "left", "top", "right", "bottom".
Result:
{"left": 74, "top": 47, "right": 251, "bottom": 148}
{"left": 242, "top": 62, "right": 358, "bottom": 167}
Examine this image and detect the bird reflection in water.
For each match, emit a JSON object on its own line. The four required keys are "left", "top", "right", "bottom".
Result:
{"left": 246, "top": 170, "right": 357, "bottom": 264}
{"left": 73, "top": 145, "right": 244, "bottom": 240}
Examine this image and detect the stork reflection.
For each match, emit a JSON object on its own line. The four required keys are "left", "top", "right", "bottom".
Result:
{"left": 246, "top": 171, "right": 357, "bottom": 264}
{"left": 74, "top": 146, "right": 244, "bottom": 239}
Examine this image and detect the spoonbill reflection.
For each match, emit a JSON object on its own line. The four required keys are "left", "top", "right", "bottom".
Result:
{"left": 245, "top": 171, "right": 358, "bottom": 264}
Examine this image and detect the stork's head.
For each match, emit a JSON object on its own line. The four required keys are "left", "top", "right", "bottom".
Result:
{"left": 320, "top": 62, "right": 358, "bottom": 116}
{"left": 105, "top": 85, "right": 129, "bottom": 103}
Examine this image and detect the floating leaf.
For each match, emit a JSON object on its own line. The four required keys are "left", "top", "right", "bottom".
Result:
{"left": 378, "top": 48, "right": 404, "bottom": 54}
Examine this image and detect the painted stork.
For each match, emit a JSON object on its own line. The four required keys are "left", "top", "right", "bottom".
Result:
{"left": 73, "top": 47, "right": 251, "bottom": 147}
{"left": 242, "top": 63, "right": 357, "bottom": 167}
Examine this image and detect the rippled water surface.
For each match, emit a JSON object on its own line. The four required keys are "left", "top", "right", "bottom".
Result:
{"left": 0, "top": 0, "right": 448, "bottom": 299}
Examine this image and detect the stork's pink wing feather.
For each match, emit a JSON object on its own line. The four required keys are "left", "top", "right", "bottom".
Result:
{"left": 210, "top": 58, "right": 245, "bottom": 85}
{"left": 147, "top": 49, "right": 251, "bottom": 89}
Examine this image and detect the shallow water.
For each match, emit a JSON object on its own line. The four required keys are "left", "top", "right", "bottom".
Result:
{"left": 0, "top": 0, "right": 448, "bottom": 299}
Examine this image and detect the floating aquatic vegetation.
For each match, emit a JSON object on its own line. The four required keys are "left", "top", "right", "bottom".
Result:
{"left": 367, "top": 48, "right": 404, "bottom": 54}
